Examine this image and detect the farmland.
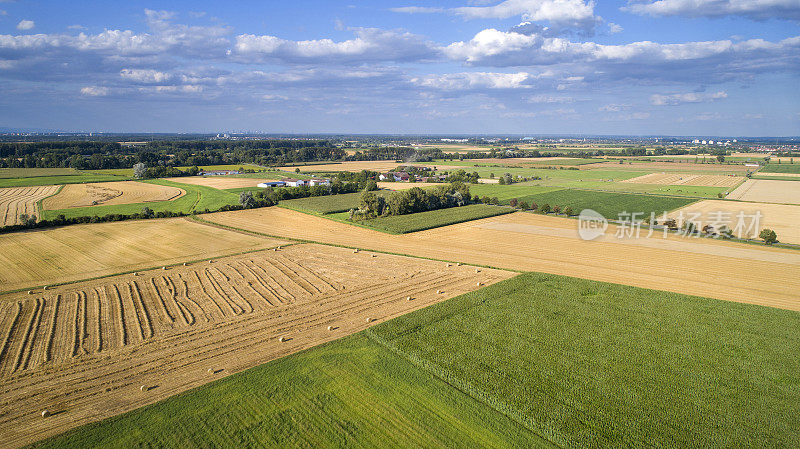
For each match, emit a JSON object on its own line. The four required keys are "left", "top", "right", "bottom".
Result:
{"left": 468, "top": 184, "right": 697, "bottom": 218}
{"left": 620, "top": 172, "right": 743, "bottom": 187}
{"left": 0, "top": 244, "right": 512, "bottom": 447}
{"left": 0, "top": 168, "right": 80, "bottom": 178}
{"left": 41, "top": 181, "right": 184, "bottom": 209}
{"left": 39, "top": 180, "right": 238, "bottom": 220}
{"left": 759, "top": 163, "right": 800, "bottom": 174}
{"left": 33, "top": 272, "right": 800, "bottom": 448}
{"left": 0, "top": 217, "right": 287, "bottom": 293}
{"left": 669, "top": 200, "right": 800, "bottom": 244}
{"left": 0, "top": 173, "right": 126, "bottom": 189}
{"left": 0, "top": 185, "right": 60, "bottom": 226}
{"left": 351, "top": 204, "right": 515, "bottom": 234}
{"left": 278, "top": 161, "right": 403, "bottom": 172}
{"left": 166, "top": 176, "right": 278, "bottom": 190}
{"left": 279, "top": 191, "right": 391, "bottom": 215}
{"left": 205, "top": 207, "right": 800, "bottom": 310}
{"left": 727, "top": 179, "right": 800, "bottom": 204}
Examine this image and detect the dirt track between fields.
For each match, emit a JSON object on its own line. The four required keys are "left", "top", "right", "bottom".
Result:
{"left": 0, "top": 244, "right": 511, "bottom": 448}
{"left": 205, "top": 208, "right": 800, "bottom": 311}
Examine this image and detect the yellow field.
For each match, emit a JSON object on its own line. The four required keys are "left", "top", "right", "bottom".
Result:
{"left": 377, "top": 182, "right": 442, "bottom": 190}
{"left": 0, "top": 218, "right": 288, "bottom": 293}
{"left": 621, "top": 173, "right": 743, "bottom": 187}
{"left": 204, "top": 208, "right": 800, "bottom": 311}
{"left": 727, "top": 179, "right": 800, "bottom": 204}
{"left": 587, "top": 161, "right": 751, "bottom": 174}
{"left": 668, "top": 200, "right": 800, "bottom": 245}
{"left": 756, "top": 172, "right": 800, "bottom": 178}
{"left": 41, "top": 181, "right": 184, "bottom": 209}
{"left": 0, "top": 186, "right": 61, "bottom": 226}
{"left": 166, "top": 176, "right": 278, "bottom": 190}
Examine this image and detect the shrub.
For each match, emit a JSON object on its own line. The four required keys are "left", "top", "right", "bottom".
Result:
{"left": 539, "top": 204, "right": 551, "bottom": 214}
{"left": 759, "top": 228, "right": 778, "bottom": 245}
{"left": 509, "top": 198, "right": 518, "bottom": 208}
{"left": 563, "top": 206, "right": 574, "bottom": 216}
{"left": 518, "top": 201, "right": 529, "bottom": 210}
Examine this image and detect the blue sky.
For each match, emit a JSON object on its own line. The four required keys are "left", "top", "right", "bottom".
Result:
{"left": 0, "top": 0, "right": 798, "bottom": 135}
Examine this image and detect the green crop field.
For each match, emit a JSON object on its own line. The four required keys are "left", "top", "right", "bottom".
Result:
{"left": 278, "top": 191, "right": 393, "bottom": 215}
{"left": 470, "top": 185, "right": 697, "bottom": 218}
{"left": 36, "top": 273, "right": 800, "bottom": 448}
{"left": 39, "top": 179, "right": 239, "bottom": 220}
{"left": 355, "top": 204, "right": 514, "bottom": 234}
{"left": 371, "top": 273, "right": 800, "bottom": 448}
{"left": 0, "top": 172, "right": 127, "bottom": 188}
{"left": 759, "top": 164, "right": 800, "bottom": 174}
{"left": 0, "top": 167, "right": 80, "bottom": 178}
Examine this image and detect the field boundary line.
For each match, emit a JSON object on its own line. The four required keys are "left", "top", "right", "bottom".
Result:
{"left": 365, "top": 324, "right": 565, "bottom": 449}
{"left": 35, "top": 184, "right": 63, "bottom": 217}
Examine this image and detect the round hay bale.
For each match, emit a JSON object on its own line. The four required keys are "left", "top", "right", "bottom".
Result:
{"left": 162, "top": 266, "right": 167, "bottom": 270}
{"left": 406, "top": 296, "right": 412, "bottom": 301}
{"left": 436, "top": 290, "right": 442, "bottom": 294}
{"left": 208, "top": 368, "right": 214, "bottom": 374}
{"left": 372, "top": 254, "right": 377, "bottom": 258}
{"left": 327, "top": 325, "right": 333, "bottom": 331}
{"left": 27, "top": 290, "right": 33, "bottom": 295}
{"left": 279, "top": 336, "right": 287, "bottom": 342}
{"left": 366, "top": 318, "right": 373, "bottom": 323}
{"left": 41, "top": 410, "right": 50, "bottom": 418}
{"left": 43, "top": 286, "right": 48, "bottom": 291}
{"left": 353, "top": 249, "right": 359, "bottom": 253}
{"left": 133, "top": 272, "right": 138, "bottom": 276}
{"left": 209, "top": 260, "right": 214, "bottom": 264}
{"left": 446, "top": 263, "right": 451, "bottom": 267}
{"left": 140, "top": 385, "right": 146, "bottom": 392}
{"left": 477, "top": 282, "right": 483, "bottom": 286}
{"left": 475, "top": 268, "right": 481, "bottom": 273}
{"left": 457, "top": 263, "right": 462, "bottom": 266}
{"left": 183, "top": 262, "right": 188, "bottom": 266}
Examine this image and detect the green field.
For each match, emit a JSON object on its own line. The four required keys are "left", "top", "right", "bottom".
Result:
{"left": 0, "top": 173, "right": 127, "bottom": 188}
{"left": 469, "top": 185, "right": 697, "bottom": 218}
{"left": 352, "top": 204, "right": 514, "bottom": 234}
{"left": 39, "top": 179, "right": 239, "bottom": 219}
{"left": 0, "top": 167, "right": 80, "bottom": 178}
{"left": 371, "top": 273, "right": 800, "bottom": 447}
{"left": 760, "top": 164, "right": 800, "bottom": 174}
{"left": 431, "top": 158, "right": 602, "bottom": 167}
{"left": 37, "top": 273, "right": 800, "bottom": 448}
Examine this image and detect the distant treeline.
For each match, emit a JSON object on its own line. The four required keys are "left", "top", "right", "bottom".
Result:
{"left": 0, "top": 140, "right": 347, "bottom": 169}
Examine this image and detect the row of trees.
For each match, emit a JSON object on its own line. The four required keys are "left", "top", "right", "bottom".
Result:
{"left": 350, "top": 182, "right": 472, "bottom": 221}
{"left": 238, "top": 179, "right": 375, "bottom": 209}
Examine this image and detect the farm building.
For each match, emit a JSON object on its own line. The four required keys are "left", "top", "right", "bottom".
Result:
{"left": 308, "top": 178, "right": 331, "bottom": 186}
{"left": 379, "top": 172, "right": 411, "bottom": 182}
{"left": 257, "top": 181, "right": 286, "bottom": 188}
{"left": 200, "top": 170, "right": 241, "bottom": 176}
{"left": 283, "top": 179, "right": 307, "bottom": 187}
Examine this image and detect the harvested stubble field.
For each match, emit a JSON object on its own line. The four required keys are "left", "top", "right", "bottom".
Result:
{"left": 0, "top": 218, "right": 287, "bottom": 293}
{"left": 669, "top": 200, "right": 800, "bottom": 245}
{"left": 165, "top": 176, "right": 278, "bottom": 190}
{"left": 0, "top": 185, "right": 60, "bottom": 226}
{"left": 205, "top": 207, "right": 800, "bottom": 311}
{"left": 0, "top": 244, "right": 511, "bottom": 448}
{"left": 41, "top": 181, "right": 184, "bottom": 209}
{"left": 727, "top": 179, "right": 800, "bottom": 204}
{"left": 621, "top": 172, "right": 743, "bottom": 187}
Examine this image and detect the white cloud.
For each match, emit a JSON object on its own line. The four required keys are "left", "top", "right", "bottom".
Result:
{"left": 528, "top": 94, "right": 573, "bottom": 103}
{"left": 232, "top": 28, "right": 436, "bottom": 63}
{"left": 80, "top": 86, "right": 109, "bottom": 96}
{"left": 16, "top": 20, "right": 34, "bottom": 31}
{"left": 608, "top": 22, "right": 623, "bottom": 34}
{"left": 411, "top": 72, "right": 533, "bottom": 90}
{"left": 650, "top": 91, "right": 728, "bottom": 106}
{"left": 120, "top": 68, "right": 173, "bottom": 83}
{"left": 598, "top": 103, "right": 630, "bottom": 112}
{"left": 624, "top": 0, "right": 800, "bottom": 21}
{"left": 67, "top": 25, "right": 86, "bottom": 30}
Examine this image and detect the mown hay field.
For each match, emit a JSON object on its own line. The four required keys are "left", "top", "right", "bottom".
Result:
{"left": 669, "top": 200, "right": 800, "bottom": 244}
{"left": 166, "top": 176, "right": 279, "bottom": 190}
{"left": 204, "top": 207, "right": 800, "bottom": 310}
{"left": 41, "top": 181, "right": 184, "bottom": 209}
{"left": 0, "top": 244, "right": 512, "bottom": 448}
{"left": 0, "top": 217, "right": 288, "bottom": 293}
{"left": 0, "top": 185, "right": 60, "bottom": 226}
{"left": 727, "top": 179, "right": 800, "bottom": 204}
{"left": 621, "top": 172, "right": 743, "bottom": 187}
{"left": 39, "top": 180, "right": 239, "bottom": 220}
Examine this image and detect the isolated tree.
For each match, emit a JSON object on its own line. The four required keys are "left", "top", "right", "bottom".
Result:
{"left": 239, "top": 191, "right": 255, "bottom": 209}
{"left": 295, "top": 168, "right": 301, "bottom": 173}
{"left": 759, "top": 228, "right": 778, "bottom": 245}
{"left": 133, "top": 162, "right": 147, "bottom": 179}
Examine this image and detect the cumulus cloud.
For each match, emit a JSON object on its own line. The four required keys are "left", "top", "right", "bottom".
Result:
{"left": 650, "top": 91, "right": 728, "bottom": 105}
{"left": 231, "top": 27, "right": 436, "bottom": 63}
{"left": 411, "top": 72, "right": 533, "bottom": 89}
{"left": 624, "top": 0, "right": 800, "bottom": 21}
{"left": 16, "top": 20, "right": 34, "bottom": 31}
{"left": 598, "top": 103, "right": 630, "bottom": 112}
{"left": 120, "top": 68, "right": 173, "bottom": 83}
{"left": 80, "top": 86, "right": 109, "bottom": 96}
